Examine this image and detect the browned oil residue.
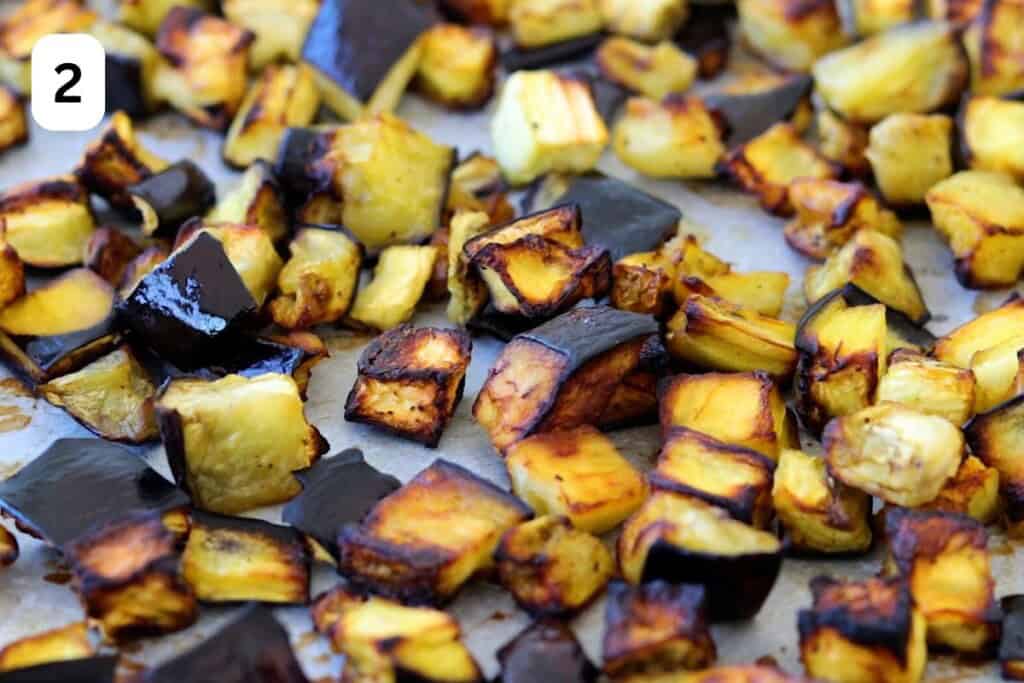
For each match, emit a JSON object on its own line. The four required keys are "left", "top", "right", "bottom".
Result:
{"left": 43, "top": 570, "right": 72, "bottom": 584}
{"left": 328, "top": 333, "right": 373, "bottom": 352}
{"left": 295, "top": 631, "right": 320, "bottom": 650}
{"left": 0, "top": 406, "right": 29, "bottom": 432}
{"left": 0, "top": 378, "right": 32, "bottom": 398}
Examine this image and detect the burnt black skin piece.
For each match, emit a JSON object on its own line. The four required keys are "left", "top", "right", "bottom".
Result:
{"left": 674, "top": 4, "right": 733, "bottom": 79}
{"left": 501, "top": 34, "right": 604, "bottom": 72}
{"left": 282, "top": 448, "right": 400, "bottom": 559}
{"left": 0, "top": 438, "right": 189, "bottom": 549}
{"left": 105, "top": 52, "right": 147, "bottom": 117}
{"left": 129, "top": 160, "right": 216, "bottom": 238}
{"left": 704, "top": 75, "right": 813, "bottom": 146}
{"left": 117, "top": 232, "right": 257, "bottom": 368}
{"left": 138, "top": 336, "right": 310, "bottom": 386}
{"left": 496, "top": 620, "right": 598, "bottom": 683}
{"left": 467, "top": 303, "right": 543, "bottom": 342}
{"left": 0, "top": 655, "right": 118, "bottom": 683}
{"left": 274, "top": 127, "right": 333, "bottom": 202}
{"left": 143, "top": 604, "right": 309, "bottom": 683}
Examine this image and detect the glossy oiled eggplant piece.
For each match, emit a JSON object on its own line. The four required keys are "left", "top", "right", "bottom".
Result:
{"left": 612, "top": 96, "right": 727, "bottom": 180}
{"left": 83, "top": 227, "right": 142, "bottom": 286}
{"left": 345, "top": 325, "right": 471, "bottom": 447}
{"left": 301, "top": 0, "right": 435, "bottom": 121}
{"left": 415, "top": 24, "right": 496, "bottom": 110}
{"left": 617, "top": 491, "right": 783, "bottom": 621}
{"left": 67, "top": 513, "right": 197, "bottom": 640}
{"left": 877, "top": 349, "right": 975, "bottom": 425}
{"left": 176, "top": 221, "right": 283, "bottom": 306}
{"left": 90, "top": 21, "right": 159, "bottom": 117}
{"left": 157, "top": 373, "right": 328, "bottom": 514}
{"left": 0, "top": 524, "right": 15, "bottom": 568}
{"left": 0, "top": 622, "right": 94, "bottom": 672}
{"left": 737, "top": 0, "right": 847, "bottom": 72}
{"left": 704, "top": 74, "right": 811, "bottom": 146}
{"left": 866, "top": 112, "right": 954, "bottom": 206}
{"left": 221, "top": 0, "right": 319, "bottom": 70}
{"left": 129, "top": 160, "right": 216, "bottom": 238}
{"left": 0, "top": 177, "right": 95, "bottom": 268}
{"left": 966, "top": 394, "right": 1024, "bottom": 536}
{"left": 282, "top": 448, "right": 401, "bottom": 559}
{"left": 784, "top": 179, "right": 901, "bottom": 261}
{"left": 181, "top": 511, "right": 310, "bottom": 604}
{"left": 75, "top": 111, "right": 169, "bottom": 211}
{"left": 675, "top": 4, "right": 732, "bottom": 78}
{"left": 337, "top": 459, "right": 531, "bottom": 605}
{"left": 118, "top": 232, "right": 256, "bottom": 368}
{"left": 474, "top": 304, "right": 658, "bottom": 452}
{"left": 959, "top": 93, "right": 1024, "bottom": 181}
{"left": 207, "top": 161, "right": 289, "bottom": 243}
{"left": 0, "top": 656, "right": 117, "bottom": 683}
{"left": 269, "top": 227, "right": 362, "bottom": 329}
{"left": 0, "top": 0, "right": 97, "bottom": 93}
{"left": 0, "top": 87, "right": 26, "bottom": 154}
{"left": 183, "top": 333, "right": 327, "bottom": 396}
{"left": 597, "top": 38, "right": 697, "bottom": 100}
{"left": 0, "top": 269, "right": 119, "bottom": 383}
{"left": 963, "top": 0, "right": 1024, "bottom": 97}
{"left": 496, "top": 620, "right": 597, "bottom": 683}
{"left": 142, "top": 604, "right": 308, "bottom": 683}
{"left": 347, "top": 245, "right": 438, "bottom": 331}
{"left": 1002, "top": 595, "right": 1024, "bottom": 680}
{"left": 602, "top": 580, "right": 716, "bottom": 680}
{"left": 798, "top": 576, "right": 927, "bottom": 683}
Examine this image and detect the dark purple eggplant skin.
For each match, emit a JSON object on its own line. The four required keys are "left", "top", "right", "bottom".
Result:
{"left": 496, "top": 620, "right": 598, "bottom": 683}
{"left": 640, "top": 540, "right": 783, "bottom": 622}
{"left": 105, "top": 52, "right": 147, "bottom": 118}
{"left": 0, "top": 438, "right": 189, "bottom": 549}
{"left": 281, "top": 448, "right": 400, "bottom": 559}
{"left": 704, "top": 75, "right": 813, "bottom": 146}
{"left": 467, "top": 303, "right": 543, "bottom": 342}
{"left": 301, "top": 0, "right": 437, "bottom": 102}
{"left": 0, "top": 655, "right": 118, "bottom": 683}
{"left": 143, "top": 604, "right": 309, "bottom": 683}
{"left": 675, "top": 5, "right": 734, "bottom": 79}
{"left": 603, "top": 580, "right": 710, "bottom": 662}
{"left": 129, "top": 160, "right": 216, "bottom": 238}
{"left": 501, "top": 33, "right": 604, "bottom": 72}
{"left": 137, "top": 336, "right": 311, "bottom": 387}
{"left": 117, "top": 232, "right": 257, "bottom": 368}
{"left": 274, "top": 127, "right": 335, "bottom": 203}
{"left": 1001, "top": 594, "right": 1024, "bottom": 676}
{"left": 10, "top": 312, "right": 119, "bottom": 380}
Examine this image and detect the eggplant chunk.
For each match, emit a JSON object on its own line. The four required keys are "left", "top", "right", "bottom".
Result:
{"left": 348, "top": 245, "right": 438, "bottom": 331}
{"left": 704, "top": 74, "right": 812, "bottom": 146}
{"left": 338, "top": 459, "right": 531, "bottom": 605}
{"left": 474, "top": 305, "right": 658, "bottom": 452}
{"left": 816, "top": 108, "right": 870, "bottom": 177}
{"left": 76, "top": 111, "right": 168, "bottom": 211}
{"left": 301, "top": 0, "right": 434, "bottom": 121}
{"left": 152, "top": 7, "right": 254, "bottom": 131}
{"left": 0, "top": 622, "right": 93, "bottom": 672}
{"left": 89, "top": 20, "right": 160, "bottom": 117}
{"left": 345, "top": 325, "right": 471, "bottom": 447}
{"left": 824, "top": 403, "right": 964, "bottom": 507}
{"left": 0, "top": 234, "right": 22, "bottom": 309}
{"left": 129, "top": 161, "right": 216, "bottom": 238}
{"left": 960, "top": 94, "right": 1024, "bottom": 180}
{"left": 223, "top": 64, "right": 320, "bottom": 169}
{"left": 118, "top": 245, "right": 168, "bottom": 297}
{"left": 0, "top": 177, "right": 95, "bottom": 269}
{"left": 612, "top": 96, "right": 726, "bottom": 179}
{"left": 866, "top": 112, "right": 954, "bottom": 206}
{"left": 925, "top": 170, "right": 1024, "bottom": 289}
{"left": 963, "top": 0, "right": 1024, "bottom": 97}
{"left": 415, "top": 24, "right": 496, "bottom": 109}
{"left": 798, "top": 576, "right": 927, "bottom": 683}
{"left": 497, "top": 620, "right": 597, "bottom": 683}
{"left": 447, "top": 210, "right": 491, "bottom": 325}
{"left": 720, "top": 122, "right": 840, "bottom": 216}
{"left": 611, "top": 250, "right": 674, "bottom": 316}
{"left": 491, "top": 70, "right": 608, "bottom": 185}
{"left": 446, "top": 153, "right": 515, "bottom": 226}
{"left": 38, "top": 346, "right": 157, "bottom": 443}
{"left": 617, "top": 491, "right": 783, "bottom": 621}
{"left": 0, "top": 87, "right": 26, "bottom": 154}
{"left": 784, "top": 179, "right": 901, "bottom": 261}
{"left": 269, "top": 227, "right": 361, "bottom": 329}
{"left": 877, "top": 349, "right": 975, "bottom": 425}
{"left": 66, "top": 513, "right": 196, "bottom": 641}
{"left": 916, "top": 455, "right": 1000, "bottom": 523}
{"left": 119, "top": 0, "right": 211, "bottom": 36}
{"left": 666, "top": 295, "right": 798, "bottom": 379}
{"left": 737, "top": 0, "right": 847, "bottom": 71}
{"left": 599, "top": 0, "right": 687, "bottom": 41}
{"left": 207, "top": 161, "right": 289, "bottom": 243}
{"left": 970, "top": 335, "right": 1024, "bottom": 414}
{"left": 506, "top": 426, "right": 647, "bottom": 533}
{"left": 440, "top": 0, "right": 509, "bottom": 24}
{"left": 597, "top": 38, "right": 697, "bottom": 100}
{"left": 934, "top": 295, "right": 1024, "bottom": 368}
{"left": 312, "top": 587, "right": 482, "bottom": 682}
{"left": 181, "top": 511, "right": 309, "bottom": 605}
{"left": 221, "top": 0, "right": 319, "bottom": 70}
{"left": 508, "top": 0, "right": 603, "bottom": 48}
{"left": 813, "top": 21, "right": 968, "bottom": 124}
{"left": 495, "top": 515, "right": 613, "bottom": 616}
{"left": 0, "top": 656, "right": 117, "bottom": 682}
{"left": 177, "top": 222, "right": 283, "bottom": 306}
{"left": 0, "top": 0, "right": 97, "bottom": 93}
{"left": 0, "top": 269, "right": 118, "bottom": 383}
{"left": 83, "top": 227, "right": 142, "bottom": 286}
{"left": 966, "top": 395, "right": 1024, "bottom": 535}
{"left": 602, "top": 580, "right": 716, "bottom": 680}
{"left": 674, "top": 4, "right": 731, "bottom": 79}
{"left": 0, "top": 525, "right": 15, "bottom": 568}
{"left": 118, "top": 232, "right": 257, "bottom": 368}
{"left": 143, "top": 604, "right": 307, "bottom": 683}
{"left": 804, "top": 230, "right": 929, "bottom": 325}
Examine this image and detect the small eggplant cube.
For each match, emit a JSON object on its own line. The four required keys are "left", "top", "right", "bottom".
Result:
{"left": 0, "top": 622, "right": 93, "bottom": 671}
{"left": 344, "top": 325, "right": 472, "bottom": 447}
{"left": 508, "top": 0, "right": 603, "bottom": 48}
{"left": 602, "top": 580, "right": 716, "bottom": 680}
{"left": 67, "top": 514, "right": 197, "bottom": 641}
{"left": 597, "top": 38, "right": 697, "bottom": 100}
{"left": 737, "top": 0, "right": 846, "bottom": 72}
{"left": 119, "top": 246, "right": 168, "bottom": 297}
{"left": 784, "top": 179, "right": 901, "bottom": 261}
{"left": 222, "top": 0, "right": 319, "bottom": 69}
{"left": 506, "top": 426, "right": 648, "bottom": 534}
{"left": 934, "top": 296, "right": 1024, "bottom": 369}
{"left": 966, "top": 394, "right": 1024, "bottom": 535}
{"left": 207, "top": 161, "right": 289, "bottom": 243}
{"left": 816, "top": 108, "right": 870, "bottom": 177}
{"left": 877, "top": 349, "right": 975, "bottom": 425}
{"left": 89, "top": 20, "right": 160, "bottom": 118}
{"left": 75, "top": 111, "right": 169, "bottom": 211}
{"left": 337, "top": 459, "right": 531, "bottom": 605}
{"left": 963, "top": 0, "right": 1024, "bottom": 97}
{"left": 447, "top": 210, "right": 491, "bottom": 325}
{"left": 798, "top": 576, "right": 927, "bottom": 683}
{"left": 129, "top": 160, "right": 216, "bottom": 238}
{"left": 269, "top": 227, "right": 362, "bottom": 329}
{"left": 611, "top": 250, "right": 673, "bottom": 316}
{"left": 918, "top": 455, "right": 1000, "bottom": 524}
{"left": 961, "top": 94, "right": 1024, "bottom": 180}
{"left": 179, "top": 222, "right": 283, "bottom": 306}
{"left": 495, "top": 515, "right": 614, "bottom": 616}
{"left": 347, "top": 245, "right": 439, "bottom": 331}
{"left": 612, "top": 96, "right": 726, "bottom": 180}
{"left": 866, "top": 112, "right": 954, "bottom": 206}
{"left": 415, "top": 24, "right": 497, "bottom": 110}
{"left": 497, "top": 620, "right": 597, "bottom": 683}
{"left": 599, "top": 0, "right": 687, "bottom": 42}
{"left": 0, "top": 87, "right": 26, "bottom": 154}
{"left": 0, "top": 177, "right": 95, "bottom": 269}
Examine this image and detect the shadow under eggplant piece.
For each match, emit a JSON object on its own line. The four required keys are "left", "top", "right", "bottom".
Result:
{"left": 129, "top": 160, "right": 216, "bottom": 239}
{"left": 0, "top": 656, "right": 117, "bottom": 683}
{"left": 704, "top": 75, "right": 813, "bottom": 146}
{"left": 495, "top": 620, "right": 598, "bottom": 683}
{"left": 675, "top": 5, "right": 733, "bottom": 79}
{"left": 0, "top": 438, "right": 189, "bottom": 549}
{"left": 501, "top": 34, "right": 604, "bottom": 73}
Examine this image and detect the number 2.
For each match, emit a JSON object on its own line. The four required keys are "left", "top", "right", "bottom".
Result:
{"left": 54, "top": 63, "right": 81, "bottom": 103}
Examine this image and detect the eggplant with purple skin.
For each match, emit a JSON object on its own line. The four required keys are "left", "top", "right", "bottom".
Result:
{"left": 129, "top": 160, "right": 216, "bottom": 238}
{"left": 502, "top": 34, "right": 604, "bottom": 72}
{"left": 0, "top": 176, "right": 96, "bottom": 269}
{"left": 496, "top": 620, "right": 598, "bottom": 683}
{"left": 207, "top": 161, "right": 289, "bottom": 244}
{"left": 0, "top": 656, "right": 117, "bottom": 683}
{"left": 675, "top": 5, "right": 733, "bottom": 79}
{"left": 76, "top": 111, "right": 169, "bottom": 211}
{"left": 89, "top": 20, "right": 160, "bottom": 117}
{"left": 83, "top": 227, "right": 142, "bottom": 286}
{"left": 702, "top": 74, "right": 812, "bottom": 147}
{"left": 273, "top": 126, "right": 335, "bottom": 203}
{"left": 1001, "top": 595, "right": 1024, "bottom": 680}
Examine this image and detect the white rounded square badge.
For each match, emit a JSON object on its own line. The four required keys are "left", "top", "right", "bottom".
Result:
{"left": 31, "top": 33, "right": 105, "bottom": 132}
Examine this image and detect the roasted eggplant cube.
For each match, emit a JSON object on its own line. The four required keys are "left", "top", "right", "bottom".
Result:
{"left": 446, "top": 153, "right": 514, "bottom": 225}
{"left": 0, "top": 177, "right": 95, "bottom": 269}
{"left": 617, "top": 491, "right": 783, "bottom": 621}
{"left": 83, "top": 227, "right": 142, "bottom": 286}
{"left": 934, "top": 295, "right": 1024, "bottom": 368}
{"left": 269, "top": 227, "right": 361, "bottom": 329}
{"left": 90, "top": 20, "right": 159, "bottom": 118}
{"left": 599, "top": 0, "right": 687, "bottom": 41}
{"left": 0, "top": 269, "right": 118, "bottom": 384}
{"left": 825, "top": 403, "right": 963, "bottom": 507}
{"left": 611, "top": 250, "right": 673, "bottom": 316}
{"left": 415, "top": 24, "right": 496, "bottom": 109}
{"left": 152, "top": 7, "right": 254, "bottom": 131}
{"left": 66, "top": 514, "right": 196, "bottom": 641}
{"left": 673, "top": 270, "right": 791, "bottom": 319}
{"left": 118, "top": 0, "right": 211, "bottom": 36}
{"left": 597, "top": 38, "right": 697, "bottom": 100}
{"left": 222, "top": 0, "right": 320, "bottom": 70}
{"left": 0, "top": 0, "right": 96, "bottom": 93}
{"left": 180, "top": 222, "right": 283, "bottom": 306}
{"left": 961, "top": 94, "right": 1024, "bottom": 181}
{"left": 508, "top": 0, "right": 603, "bottom": 48}
{"left": 602, "top": 580, "right": 716, "bottom": 680}
{"left": 925, "top": 170, "right": 1024, "bottom": 289}
{"left": 884, "top": 509, "right": 998, "bottom": 653}
{"left": 721, "top": 122, "right": 839, "bottom": 216}
{"left": 223, "top": 64, "right": 320, "bottom": 169}
{"left": 816, "top": 108, "right": 870, "bottom": 177}
{"left": 447, "top": 210, "right": 491, "bottom": 325}
{"left": 0, "top": 622, "right": 94, "bottom": 672}
{"left": 302, "top": 0, "right": 434, "bottom": 121}
{"left": 0, "top": 87, "right": 25, "bottom": 154}
{"left": 966, "top": 394, "right": 1024, "bottom": 535}
{"left": 963, "top": 0, "right": 1024, "bottom": 97}
{"left": 495, "top": 515, "right": 613, "bottom": 616}
{"left": 347, "top": 245, "right": 438, "bottom": 331}
{"left": 157, "top": 373, "right": 327, "bottom": 514}
{"left": 877, "top": 349, "right": 975, "bottom": 425}
{"left": 75, "top": 110, "right": 169, "bottom": 211}
{"left": 181, "top": 511, "right": 309, "bottom": 604}
{"left": 464, "top": 203, "right": 583, "bottom": 257}
{"left": 497, "top": 620, "right": 596, "bottom": 683}
{"left": 491, "top": 70, "right": 608, "bottom": 185}
{"left": 970, "top": 334, "right": 1024, "bottom": 414}
{"left": 784, "top": 179, "right": 901, "bottom": 261}
{"left": 129, "top": 161, "right": 216, "bottom": 238}
{"left": 345, "top": 325, "right": 471, "bottom": 447}
{"left": 659, "top": 371, "right": 795, "bottom": 461}
{"left": 866, "top": 112, "right": 954, "bottom": 206}
{"left": 798, "top": 576, "right": 927, "bottom": 683}
{"left": 338, "top": 459, "right": 531, "bottom": 604}
{"left": 737, "top": 0, "right": 847, "bottom": 72}
{"left": 703, "top": 73, "right": 812, "bottom": 147}
{"left": 0, "top": 233, "right": 22, "bottom": 310}
{"left": 1003, "top": 595, "right": 1024, "bottom": 680}
{"left": 812, "top": 21, "right": 967, "bottom": 124}
{"left": 207, "top": 161, "right": 289, "bottom": 243}
{"left": 38, "top": 346, "right": 157, "bottom": 443}
{"left": 118, "top": 232, "right": 256, "bottom": 367}
{"left": 612, "top": 96, "right": 726, "bottom": 179}
{"left": 918, "top": 455, "right": 999, "bottom": 524}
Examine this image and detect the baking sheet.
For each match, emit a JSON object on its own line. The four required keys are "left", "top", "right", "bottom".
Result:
{"left": 0, "top": 21, "right": 1020, "bottom": 681}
